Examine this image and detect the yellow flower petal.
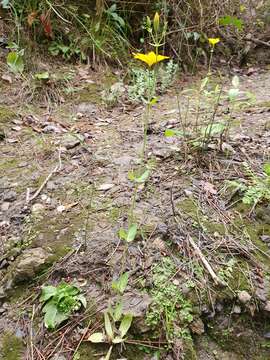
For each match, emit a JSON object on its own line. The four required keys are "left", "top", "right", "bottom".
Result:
{"left": 133, "top": 51, "right": 169, "bottom": 67}
{"left": 208, "top": 38, "right": 220, "bottom": 47}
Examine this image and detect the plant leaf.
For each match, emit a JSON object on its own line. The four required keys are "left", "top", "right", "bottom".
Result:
{"left": 40, "top": 285, "right": 57, "bottom": 303}
{"left": 104, "top": 312, "right": 114, "bottom": 340}
{"left": 7, "top": 51, "right": 24, "bottom": 74}
{"left": 77, "top": 294, "right": 87, "bottom": 308}
{"left": 112, "top": 272, "right": 129, "bottom": 294}
{"left": 263, "top": 163, "right": 270, "bottom": 176}
{"left": 113, "top": 301, "right": 123, "bottom": 321}
{"left": 228, "top": 88, "right": 239, "bottom": 101}
{"left": 134, "top": 169, "right": 150, "bottom": 183}
{"left": 164, "top": 129, "right": 184, "bottom": 137}
{"left": 232, "top": 75, "right": 240, "bottom": 88}
{"left": 118, "top": 228, "right": 127, "bottom": 240}
{"left": 119, "top": 314, "right": 133, "bottom": 338}
{"left": 126, "top": 224, "right": 137, "bottom": 242}
{"left": 104, "top": 346, "right": 113, "bottom": 360}
{"left": 35, "top": 71, "right": 49, "bottom": 80}
{"left": 43, "top": 302, "right": 58, "bottom": 329}
{"left": 87, "top": 332, "right": 105, "bottom": 343}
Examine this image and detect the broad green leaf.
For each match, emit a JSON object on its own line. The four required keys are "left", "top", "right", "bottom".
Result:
{"left": 134, "top": 169, "right": 150, "bottom": 183}
{"left": 113, "top": 301, "right": 123, "bottom": 321}
{"left": 40, "top": 285, "right": 57, "bottom": 302}
{"left": 77, "top": 294, "right": 87, "bottom": 308}
{"left": 35, "top": 71, "right": 49, "bottom": 80}
{"left": 7, "top": 51, "right": 24, "bottom": 74}
{"left": 126, "top": 224, "right": 137, "bottom": 242}
{"left": 43, "top": 303, "right": 58, "bottom": 329}
{"left": 164, "top": 129, "right": 184, "bottom": 137}
{"left": 112, "top": 272, "right": 129, "bottom": 294}
{"left": 200, "top": 77, "right": 209, "bottom": 91}
{"left": 263, "top": 163, "right": 270, "bottom": 176}
{"left": 201, "top": 123, "right": 225, "bottom": 137}
{"left": 104, "top": 312, "right": 114, "bottom": 340}
{"left": 118, "top": 228, "right": 127, "bottom": 240}
{"left": 149, "top": 97, "right": 158, "bottom": 105}
{"left": 228, "top": 88, "right": 239, "bottom": 101}
{"left": 87, "top": 332, "right": 105, "bottom": 343}
{"left": 219, "top": 15, "right": 244, "bottom": 31}
{"left": 232, "top": 75, "right": 240, "bottom": 88}
{"left": 119, "top": 314, "right": 133, "bottom": 338}
{"left": 1, "top": 0, "right": 10, "bottom": 8}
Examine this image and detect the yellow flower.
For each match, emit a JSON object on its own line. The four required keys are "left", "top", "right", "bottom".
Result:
{"left": 133, "top": 51, "right": 169, "bottom": 67}
{"left": 208, "top": 38, "right": 220, "bottom": 47}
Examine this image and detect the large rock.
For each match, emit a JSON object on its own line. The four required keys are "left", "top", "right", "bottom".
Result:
{"left": 4, "top": 247, "right": 51, "bottom": 287}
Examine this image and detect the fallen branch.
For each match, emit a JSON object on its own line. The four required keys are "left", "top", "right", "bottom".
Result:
{"left": 244, "top": 35, "right": 270, "bottom": 48}
{"left": 186, "top": 235, "right": 225, "bottom": 286}
{"left": 26, "top": 148, "right": 62, "bottom": 203}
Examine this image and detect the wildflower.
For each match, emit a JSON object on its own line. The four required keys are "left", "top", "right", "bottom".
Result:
{"left": 133, "top": 51, "right": 169, "bottom": 67}
{"left": 208, "top": 38, "right": 220, "bottom": 47}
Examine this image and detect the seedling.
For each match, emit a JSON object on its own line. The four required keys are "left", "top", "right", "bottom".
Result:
{"left": 40, "top": 282, "right": 86, "bottom": 330}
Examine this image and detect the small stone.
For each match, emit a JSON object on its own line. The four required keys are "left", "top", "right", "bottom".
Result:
{"left": 264, "top": 301, "right": 270, "bottom": 312}
{"left": 238, "top": 290, "right": 252, "bottom": 304}
{"left": 261, "top": 235, "right": 270, "bottom": 243}
{"left": 232, "top": 305, "right": 241, "bottom": 314}
{"left": 189, "top": 318, "right": 205, "bottom": 335}
{"left": 1, "top": 202, "right": 10, "bottom": 211}
{"left": 32, "top": 203, "right": 45, "bottom": 214}
{"left": 62, "top": 134, "right": 84, "bottom": 150}
{"left": 255, "top": 288, "right": 267, "bottom": 302}
{"left": 3, "top": 190, "right": 17, "bottom": 202}
{"left": 98, "top": 183, "right": 114, "bottom": 191}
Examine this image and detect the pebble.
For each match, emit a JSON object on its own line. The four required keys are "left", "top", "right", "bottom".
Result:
{"left": 238, "top": 290, "right": 252, "bottom": 304}
{"left": 1, "top": 202, "right": 10, "bottom": 211}
{"left": 31, "top": 203, "right": 45, "bottom": 214}
{"left": 3, "top": 190, "right": 17, "bottom": 202}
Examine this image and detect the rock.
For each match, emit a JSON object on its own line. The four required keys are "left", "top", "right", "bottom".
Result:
{"left": 3, "top": 247, "right": 51, "bottom": 285}
{"left": 98, "top": 183, "right": 114, "bottom": 191}
{"left": 238, "top": 290, "right": 252, "bottom": 304}
{"left": 189, "top": 318, "right": 205, "bottom": 335}
{"left": 32, "top": 203, "right": 45, "bottom": 214}
{"left": 62, "top": 134, "right": 84, "bottom": 150}
{"left": 255, "top": 288, "right": 267, "bottom": 302}
{"left": 1, "top": 202, "right": 10, "bottom": 211}
{"left": 264, "top": 301, "right": 270, "bottom": 312}
{"left": 3, "top": 190, "right": 17, "bottom": 202}
{"left": 232, "top": 305, "right": 241, "bottom": 314}
{"left": 76, "top": 102, "right": 97, "bottom": 114}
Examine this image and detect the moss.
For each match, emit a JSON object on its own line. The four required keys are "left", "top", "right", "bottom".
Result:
{"left": 0, "top": 106, "right": 16, "bottom": 124}
{"left": 0, "top": 332, "right": 24, "bottom": 360}
{"left": 75, "top": 83, "right": 102, "bottom": 104}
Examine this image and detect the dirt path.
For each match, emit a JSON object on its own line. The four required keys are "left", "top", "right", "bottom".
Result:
{"left": 0, "top": 65, "right": 270, "bottom": 359}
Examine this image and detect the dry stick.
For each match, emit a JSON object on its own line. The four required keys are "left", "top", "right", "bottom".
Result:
{"left": 26, "top": 148, "right": 62, "bottom": 203}
{"left": 30, "top": 304, "right": 36, "bottom": 360}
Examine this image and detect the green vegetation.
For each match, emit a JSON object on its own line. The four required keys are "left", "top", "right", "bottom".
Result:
{"left": 40, "top": 282, "right": 86, "bottom": 329}
{"left": 146, "top": 257, "right": 193, "bottom": 342}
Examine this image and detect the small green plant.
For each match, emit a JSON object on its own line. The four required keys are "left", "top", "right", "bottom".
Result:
{"left": 40, "top": 282, "right": 86, "bottom": 330}
{"left": 118, "top": 224, "right": 138, "bottom": 243}
{"left": 226, "top": 162, "right": 270, "bottom": 207}
{"left": 88, "top": 273, "right": 133, "bottom": 360}
{"left": 7, "top": 47, "right": 24, "bottom": 74}
{"left": 146, "top": 257, "right": 193, "bottom": 342}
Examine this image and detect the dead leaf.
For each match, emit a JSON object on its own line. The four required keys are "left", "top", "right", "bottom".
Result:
{"left": 98, "top": 183, "right": 114, "bottom": 191}
{"left": 2, "top": 74, "right": 12, "bottom": 83}
{"left": 201, "top": 181, "right": 217, "bottom": 195}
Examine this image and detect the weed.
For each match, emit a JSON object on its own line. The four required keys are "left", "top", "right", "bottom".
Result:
{"left": 87, "top": 273, "right": 133, "bottom": 360}
{"left": 226, "top": 162, "right": 270, "bottom": 207}
{"left": 40, "top": 282, "right": 86, "bottom": 330}
{"left": 146, "top": 257, "right": 193, "bottom": 342}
